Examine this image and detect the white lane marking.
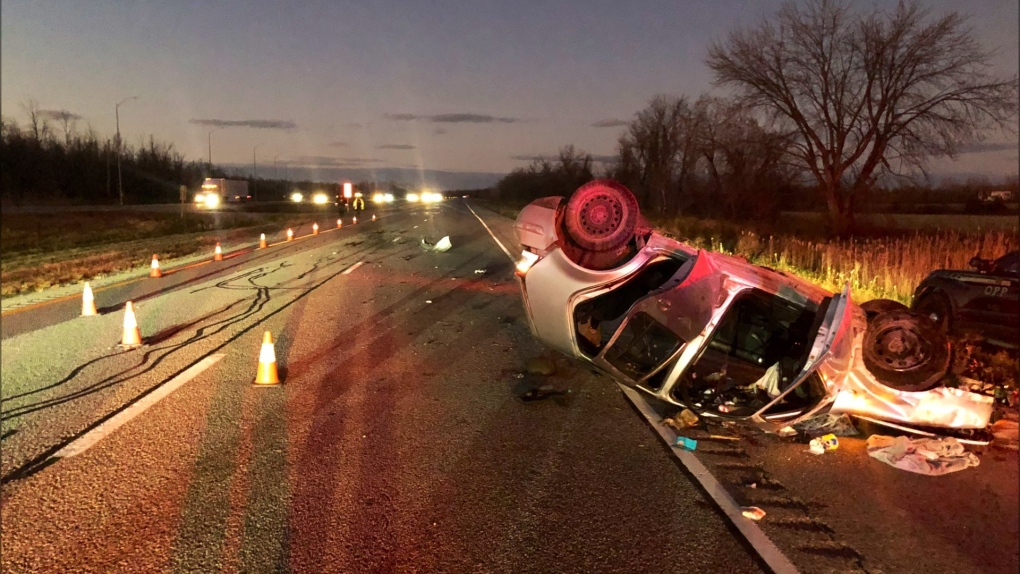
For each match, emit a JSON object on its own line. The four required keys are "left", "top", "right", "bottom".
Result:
{"left": 342, "top": 261, "right": 365, "bottom": 275}
{"left": 55, "top": 354, "right": 225, "bottom": 459}
{"left": 618, "top": 384, "right": 801, "bottom": 574}
{"left": 464, "top": 202, "right": 515, "bottom": 261}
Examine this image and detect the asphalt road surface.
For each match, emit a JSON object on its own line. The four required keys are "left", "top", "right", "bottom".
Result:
{"left": 1, "top": 200, "right": 765, "bottom": 573}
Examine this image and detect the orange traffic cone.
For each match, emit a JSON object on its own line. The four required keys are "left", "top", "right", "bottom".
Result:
{"left": 254, "top": 331, "right": 280, "bottom": 386}
{"left": 150, "top": 254, "right": 162, "bottom": 278}
{"left": 313, "top": 223, "right": 319, "bottom": 235}
{"left": 81, "top": 282, "right": 98, "bottom": 317}
{"left": 287, "top": 228, "right": 294, "bottom": 241}
{"left": 337, "top": 219, "right": 342, "bottom": 229}
{"left": 214, "top": 242, "right": 223, "bottom": 261}
{"left": 259, "top": 233, "right": 267, "bottom": 249}
{"left": 353, "top": 216, "right": 358, "bottom": 224}
{"left": 120, "top": 301, "right": 142, "bottom": 348}
{"left": 371, "top": 214, "right": 376, "bottom": 222}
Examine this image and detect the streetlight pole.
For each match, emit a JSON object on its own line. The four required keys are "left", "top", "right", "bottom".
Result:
{"left": 208, "top": 127, "right": 224, "bottom": 174}
{"left": 253, "top": 142, "right": 265, "bottom": 201}
{"left": 274, "top": 154, "right": 284, "bottom": 199}
{"left": 115, "top": 95, "right": 138, "bottom": 205}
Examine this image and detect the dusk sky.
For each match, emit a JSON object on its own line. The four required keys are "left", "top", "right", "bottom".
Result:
{"left": 3, "top": 0, "right": 1018, "bottom": 184}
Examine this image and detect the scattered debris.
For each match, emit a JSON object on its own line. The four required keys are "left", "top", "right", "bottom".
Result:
{"left": 741, "top": 506, "right": 766, "bottom": 521}
{"left": 421, "top": 236, "right": 452, "bottom": 253}
{"left": 866, "top": 435, "right": 980, "bottom": 475}
{"left": 990, "top": 417, "right": 1019, "bottom": 451}
{"left": 707, "top": 434, "right": 740, "bottom": 442}
{"left": 526, "top": 356, "right": 557, "bottom": 376}
{"left": 517, "top": 384, "right": 569, "bottom": 403}
{"left": 675, "top": 436, "right": 698, "bottom": 451}
{"left": 808, "top": 434, "right": 839, "bottom": 455}
{"left": 776, "top": 426, "right": 798, "bottom": 438}
{"left": 795, "top": 413, "right": 859, "bottom": 437}
{"left": 474, "top": 269, "right": 487, "bottom": 274}
{"left": 663, "top": 408, "right": 700, "bottom": 431}
{"left": 426, "top": 300, "right": 433, "bottom": 304}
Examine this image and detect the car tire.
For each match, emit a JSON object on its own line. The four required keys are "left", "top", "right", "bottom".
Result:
{"left": 911, "top": 291, "right": 953, "bottom": 333}
{"left": 860, "top": 298, "right": 908, "bottom": 321}
{"left": 563, "top": 180, "right": 639, "bottom": 252}
{"left": 862, "top": 310, "right": 950, "bottom": 392}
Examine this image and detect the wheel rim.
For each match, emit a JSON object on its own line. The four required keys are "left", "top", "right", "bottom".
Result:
{"left": 870, "top": 324, "right": 930, "bottom": 370}
{"left": 578, "top": 193, "right": 624, "bottom": 241}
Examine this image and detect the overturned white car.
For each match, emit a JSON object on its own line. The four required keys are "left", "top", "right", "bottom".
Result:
{"left": 512, "top": 180, "right": 992, "bottom": 434}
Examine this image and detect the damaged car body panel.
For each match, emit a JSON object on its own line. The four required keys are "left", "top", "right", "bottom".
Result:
{"left": 513, "top": 182, "right": 993, "bottom": 433}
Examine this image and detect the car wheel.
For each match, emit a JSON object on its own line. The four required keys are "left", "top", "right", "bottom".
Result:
{"left": 563, "top": 179, "right": 638, "bottom": 252}
{"left": 860, "top": 298, "right": 908, "bottom": 321}
{"left": 911, "top": 292, "right": 952, "bottom": 333}
{"left": 862, "top": 310, "right": 950, "bottom": 392}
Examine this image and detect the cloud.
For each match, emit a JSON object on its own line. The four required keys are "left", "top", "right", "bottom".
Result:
{"left": 511, "top": 153, "right": 617, "bottom": 163}
{"left": 290, "top": 155, "right": 386, "bottom": 167}
{"left": 189, "top": 118, "right": 297, "bottom": 130}
{"left": 591, "top": 119, "right": 628, "bottom": 128}
{"left": 344, "top": 122, "right": 364, "bottom": 128}
{"left": 434, "top": 128, "right": 448, "bottom": 135}
{"left": 327, "top": 141, "right": 348, "bottom": 148}
{"left": 377, "top": 144, "right": 416, "bottom": 150}
{"left": 39, "top": 109, "right": 83, "bottom": 122}
{"left": 959, "top": 142, "right": 1018, "bottom": 154}
{"left": 384, "top": 112, "right": 522, "bottom": 124}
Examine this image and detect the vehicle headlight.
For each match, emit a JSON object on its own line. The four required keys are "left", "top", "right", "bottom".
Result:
{"left": 203, "top": 194, "right": 220, "bottom": 209}
{"left": 516, "top": 250, "right": 540, "bottom": 274}
{"left": 291, "top": 192, "right": 303, "bottom": 203}
{"left": 194, "top": 193, "right": 205, "bottom": 203}
{"left": 372, "top": 193, "right": 385, "bottom": 204}
{"left": 313, "top": 192, "right": 329, "bottom": 204}
{"left": 385, "top": 193, "right": 394, "bottom": 202}
{"left": 407, "top": 193, "right": 419, "bottom": 202}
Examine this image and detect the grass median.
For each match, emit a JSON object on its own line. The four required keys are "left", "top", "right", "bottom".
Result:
{"left": 1, "top": 210, "right": 335, "bottom": 298}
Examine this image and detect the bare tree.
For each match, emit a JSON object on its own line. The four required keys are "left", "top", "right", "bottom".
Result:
{"left": 707, "top": 0, "right": 1018, "bottom": 235}
{"left": 616, "top": 95, "right": 701, "bottom": 214}
{"left": 39, "top": 110, "right": 82, "bottom": 146}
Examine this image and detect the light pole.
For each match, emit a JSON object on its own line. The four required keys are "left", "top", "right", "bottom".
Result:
{"left": 207, "top": 127, "right": 224, "bottom": 174}
{"left": 115, "top": 95, "right": 138, "bottom": 205}
{"left": 253, "top": 142, "right": 265, "bottom": 201}
{"left": 273, "top": 154, "right": 285, "bottom": 199}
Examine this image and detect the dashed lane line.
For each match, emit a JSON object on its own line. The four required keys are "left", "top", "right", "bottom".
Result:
{"left": 54, "top": 354, "right": 225, "bottom": 459}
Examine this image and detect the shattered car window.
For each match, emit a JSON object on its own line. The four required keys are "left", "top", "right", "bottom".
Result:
{"left": 672, "top": 288, "right": 827, "bottom": 416}
{"left": 603, "top": 312, "right": 683, "bottom": 381}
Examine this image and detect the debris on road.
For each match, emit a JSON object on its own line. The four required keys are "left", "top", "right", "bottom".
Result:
{"left": 526, "top": 356, "right": 557, "bottom": 376}
{"left": 663, "top": 408, "right": 699, "bottom": 431}
{"left": 517, "top": 384, "right": 569, "bottom": 403}
{"left": 807, "top": 434, "right": 839, "bottom": 455}
{"left": 990, "top": 417, "right": 1019, "bottom": 451}
{"left": 776, "top": 426, "right": 798, "bottom": 438}
{"left": 866, "top": 435, "right": 980, "bottom": 475}
{"left": 421, "top": 236, "right": 452, "bottom": 253}
{"left": 474, "top": 269, "right": 487, "bottom": 274}
{"left": 740, "top": 506, "right": 766, "bottom": 521}
{"left": 426, "top": 300, "right": 433, "bottom": 304}
{"left": 675, "top": 436, "right": 698, "bottom": 451}
{"left": 795, "top": 413, "right": 859, "bottom": 437}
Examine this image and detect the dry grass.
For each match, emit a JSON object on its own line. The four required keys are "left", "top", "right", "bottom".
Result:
{"left": 0, "top": 212, "right": 323, "bottom": 298}
{"left": 653, "top": 216, "right": 1018, "bottom": 304}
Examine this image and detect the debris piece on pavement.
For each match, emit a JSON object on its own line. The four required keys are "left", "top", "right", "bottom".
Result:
{"left": 675, "top": 436, "right": 698, "bottom": 451}
{"left": 741, "top": 506, "right": 766, "bottom": 521}
{"left": 421, "top": 236, "right": 452, "bottom": 252}
{"left": 794, "top": 413, "right": 858, "bottom": 437}
{"left": 474, "top": 269, "right": 487, "bottom": 274}
{"left": 426, "top": 300, "right": 433, "bottom": 304}
{"left": 707, "top": 434, "right": 740, "bottom": 442}
{"left": 866, "top": 435, "right": 980, "bottom": 475}
{"left": 517, "top": 384, "right": 568, "bottom": 403}
{"left": 663, "top": 408, "right": 700, "bottom": 431}
{"left": 776, "top": 426, "right": 798, "bottom": 438}
{"left": 990, "top": 418, "right": 1019, "bottom": 451}
{"left": 526, "top": 356, "right": 557, "bottom": 376}
{"left": 808, "top": 434, "right": 838, "bottom": 455}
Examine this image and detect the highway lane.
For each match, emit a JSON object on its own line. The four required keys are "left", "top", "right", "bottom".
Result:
{"left": 0, "top": 199, "right": 764, "bottom": 573}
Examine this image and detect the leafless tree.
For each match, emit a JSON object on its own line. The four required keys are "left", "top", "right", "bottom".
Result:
{"left": 616, "top": 95, "right": 701, "bottom": 214}
{"left": 707, "top": 0, "right": 1018, "bottom": 235}
{"left": 39, "top": 110, "right": 82, "bottom": 146}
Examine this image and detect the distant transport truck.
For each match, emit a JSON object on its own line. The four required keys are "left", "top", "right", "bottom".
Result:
{"left": 194, "top": 178, "right": 250, "bottom": 209}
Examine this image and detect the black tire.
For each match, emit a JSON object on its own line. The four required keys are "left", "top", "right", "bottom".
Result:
{"left": 911, "top": 291, "right": 953, "bottom": 333}
{"left": 862, "top": 310, "right": 950, "bottom": 392}
{"left": 563, "top": 180, "right": 639, "bottom": 252}
{"left": 860, "top": 299, "right": 908, "bottom": 321}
